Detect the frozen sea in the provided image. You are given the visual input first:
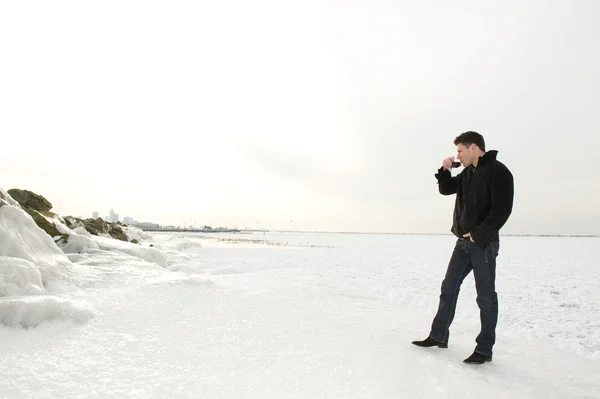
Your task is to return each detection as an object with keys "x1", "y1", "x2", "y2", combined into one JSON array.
[{"x1": 1, "y1": 229, "x2": 600, "y2": 398}]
